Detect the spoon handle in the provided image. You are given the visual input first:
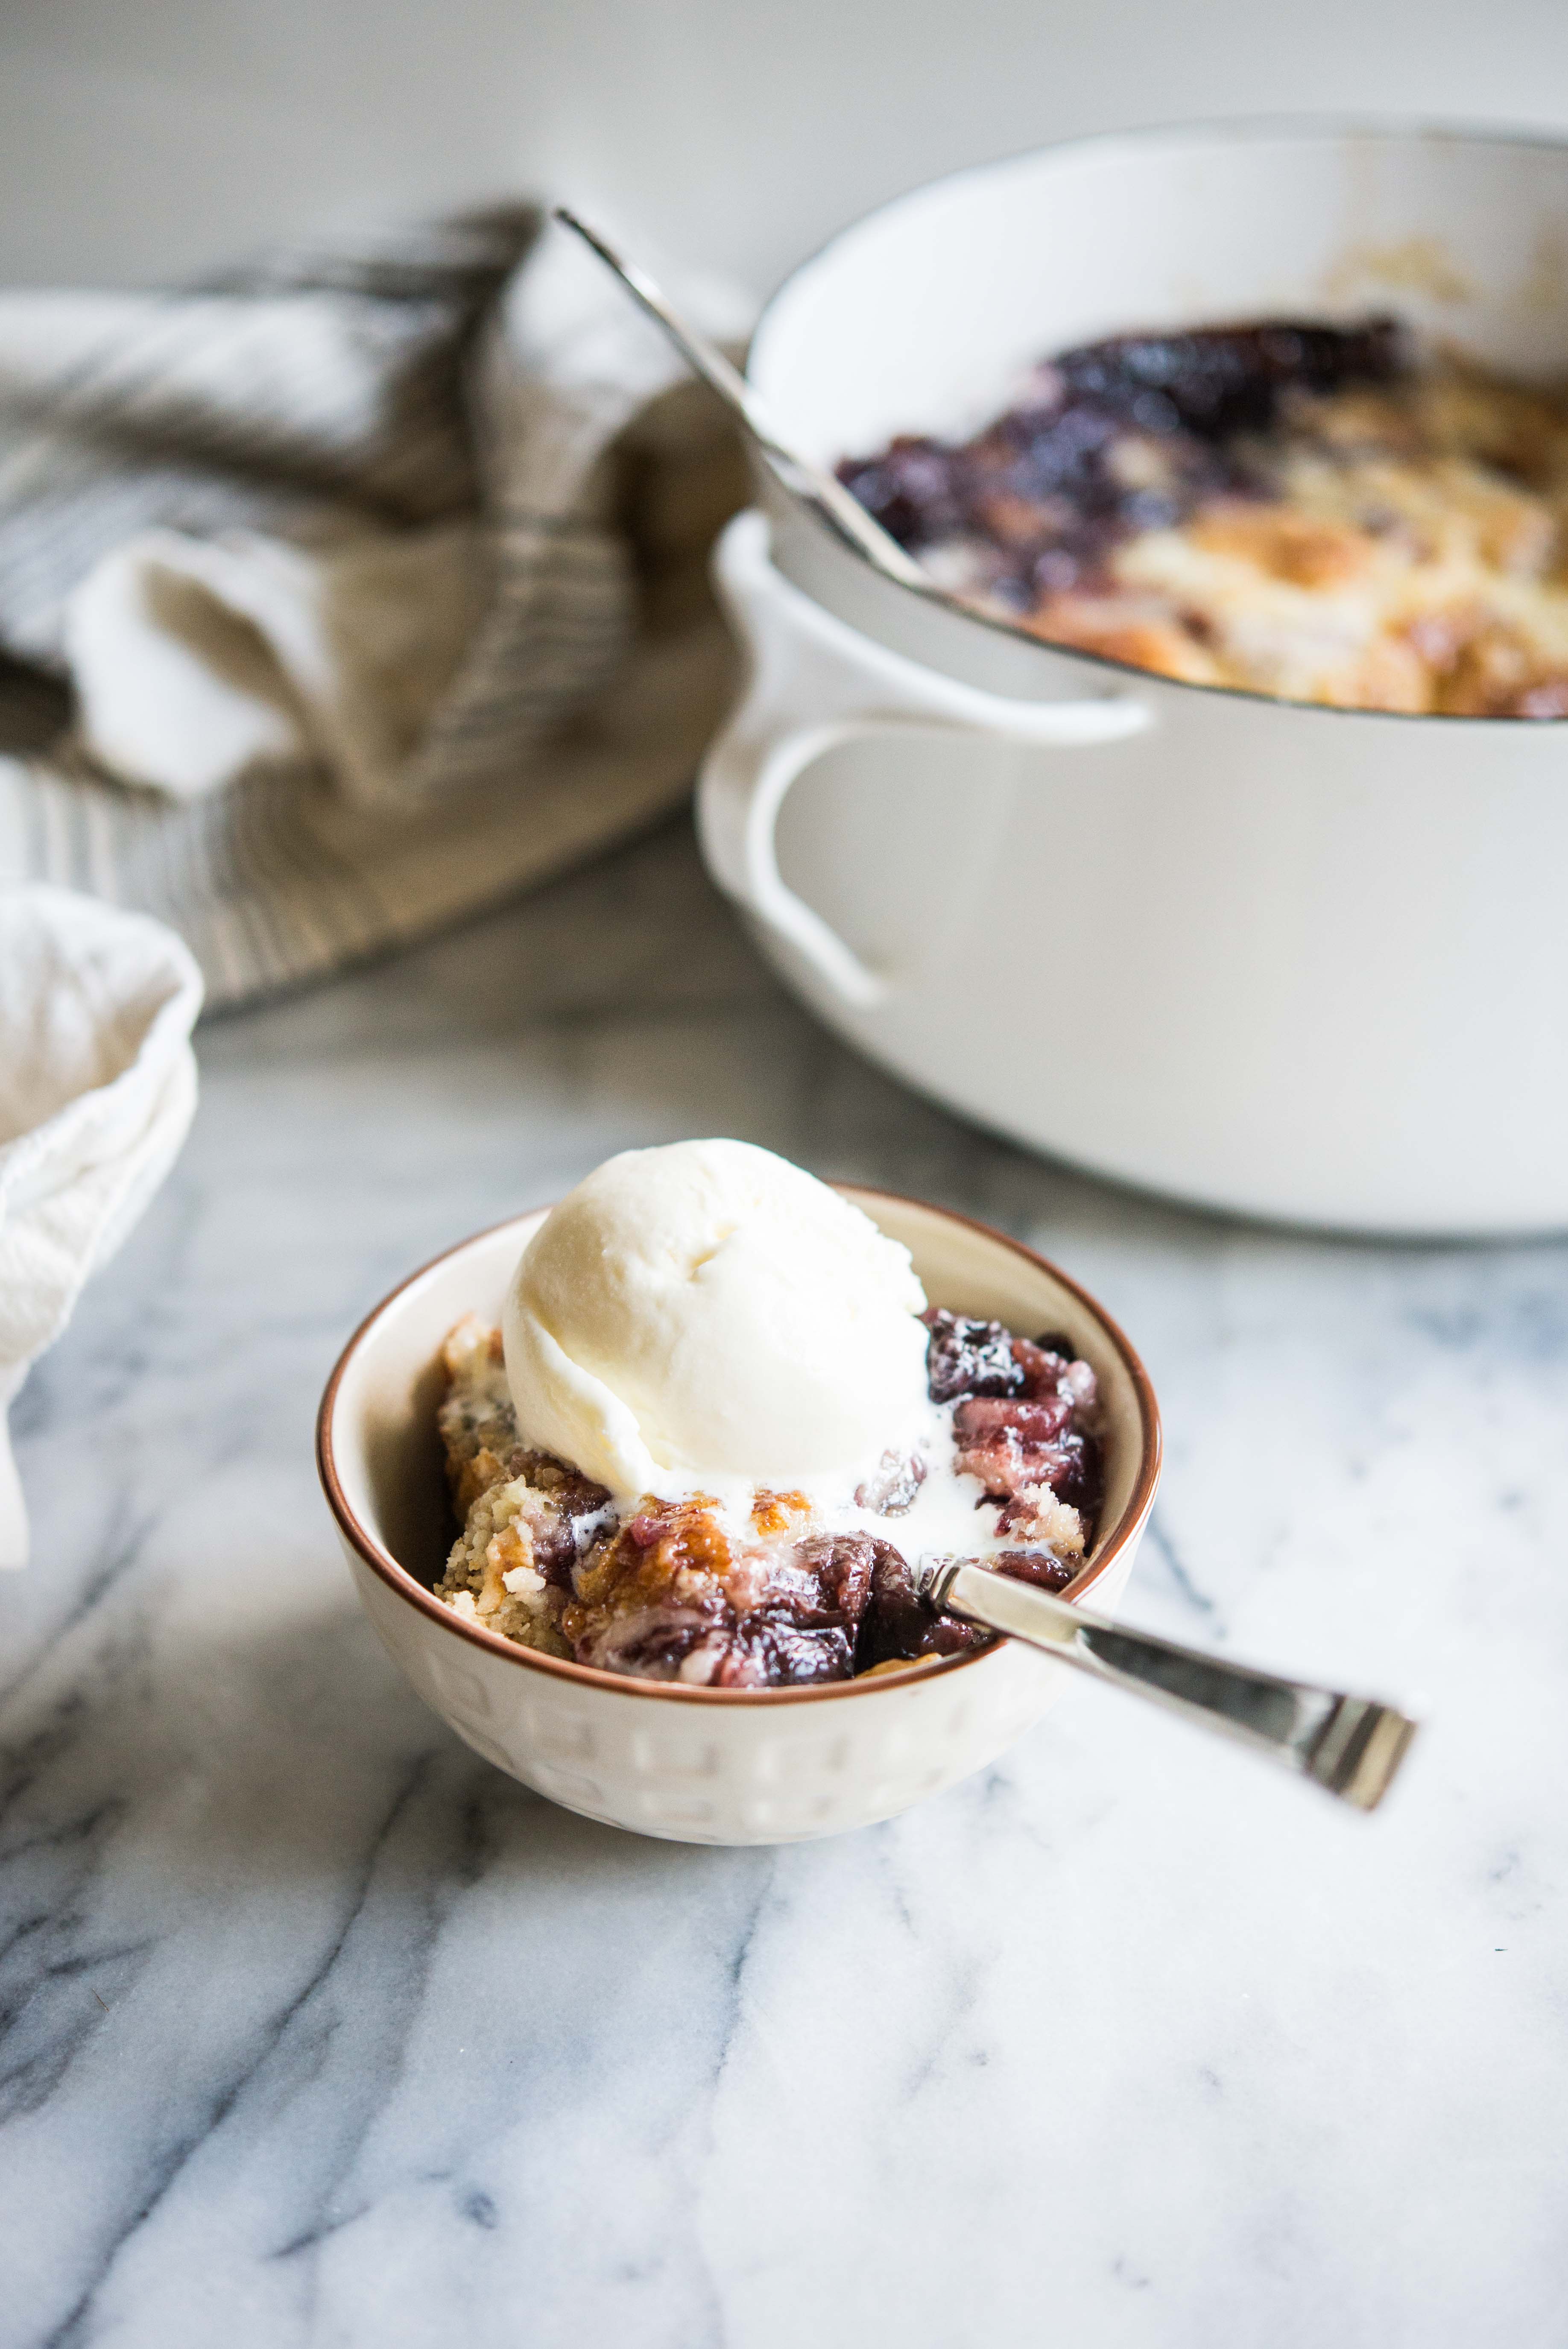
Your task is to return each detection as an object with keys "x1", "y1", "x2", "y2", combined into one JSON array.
[
  {"x1": 921, "y1": 1557, "x2": 1419, "y2": 1811},
  {"x1": 552, "y1": 208, "x2": 931, "y2": 588}
]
